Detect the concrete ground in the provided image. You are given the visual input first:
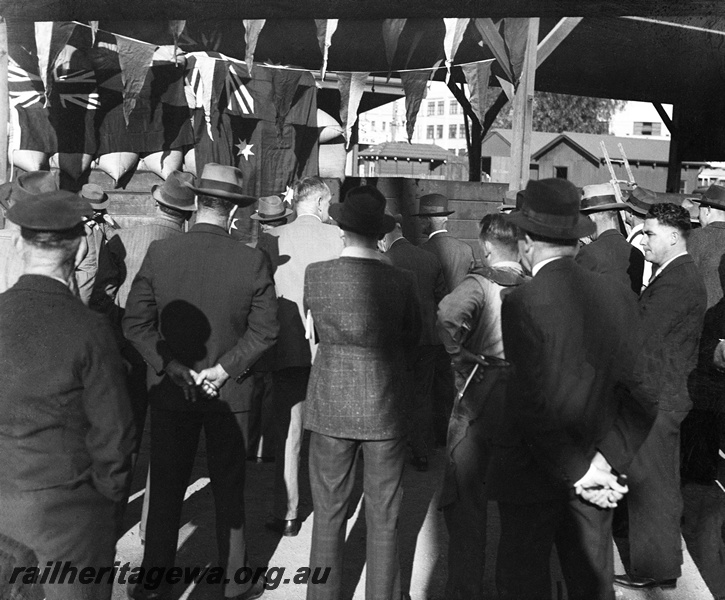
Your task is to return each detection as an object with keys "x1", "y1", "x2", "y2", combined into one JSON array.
[{"x1": 112, "y1": 434, "x2": 716, "y2": 600}]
